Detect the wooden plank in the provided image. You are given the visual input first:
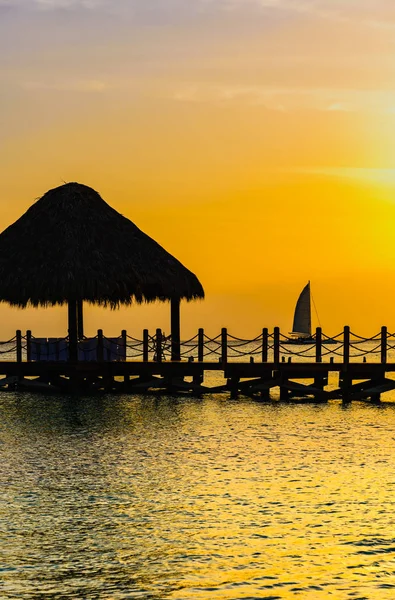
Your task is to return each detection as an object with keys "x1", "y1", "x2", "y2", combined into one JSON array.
[
  {"x1": 349, "y1": 378, "x2": 395, "y2": 400},
  {"x1": 247, "y1": 378, "x2": 282, "y2": 391},
  {"x1": 282, "y1": 381, "x2": 326, "y2": 395}
]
